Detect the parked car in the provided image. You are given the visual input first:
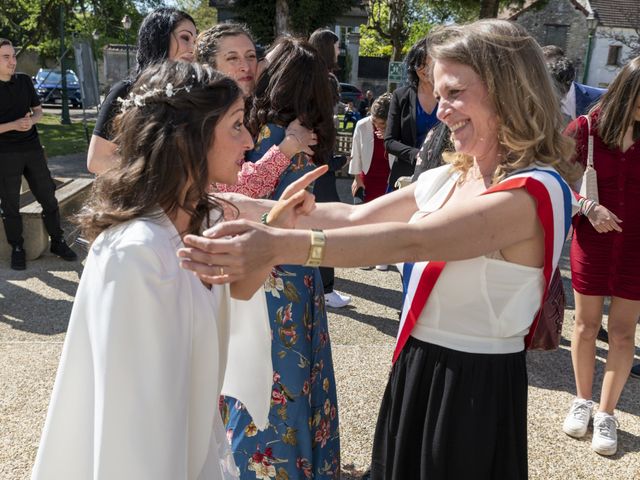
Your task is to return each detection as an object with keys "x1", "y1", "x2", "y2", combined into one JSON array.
[
  {"x1": 339, "y1": 82, "x2": 364, "y2": 105},
  {"x1": 33, "y1": 69, "x2": 83, "y2": 108}
]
